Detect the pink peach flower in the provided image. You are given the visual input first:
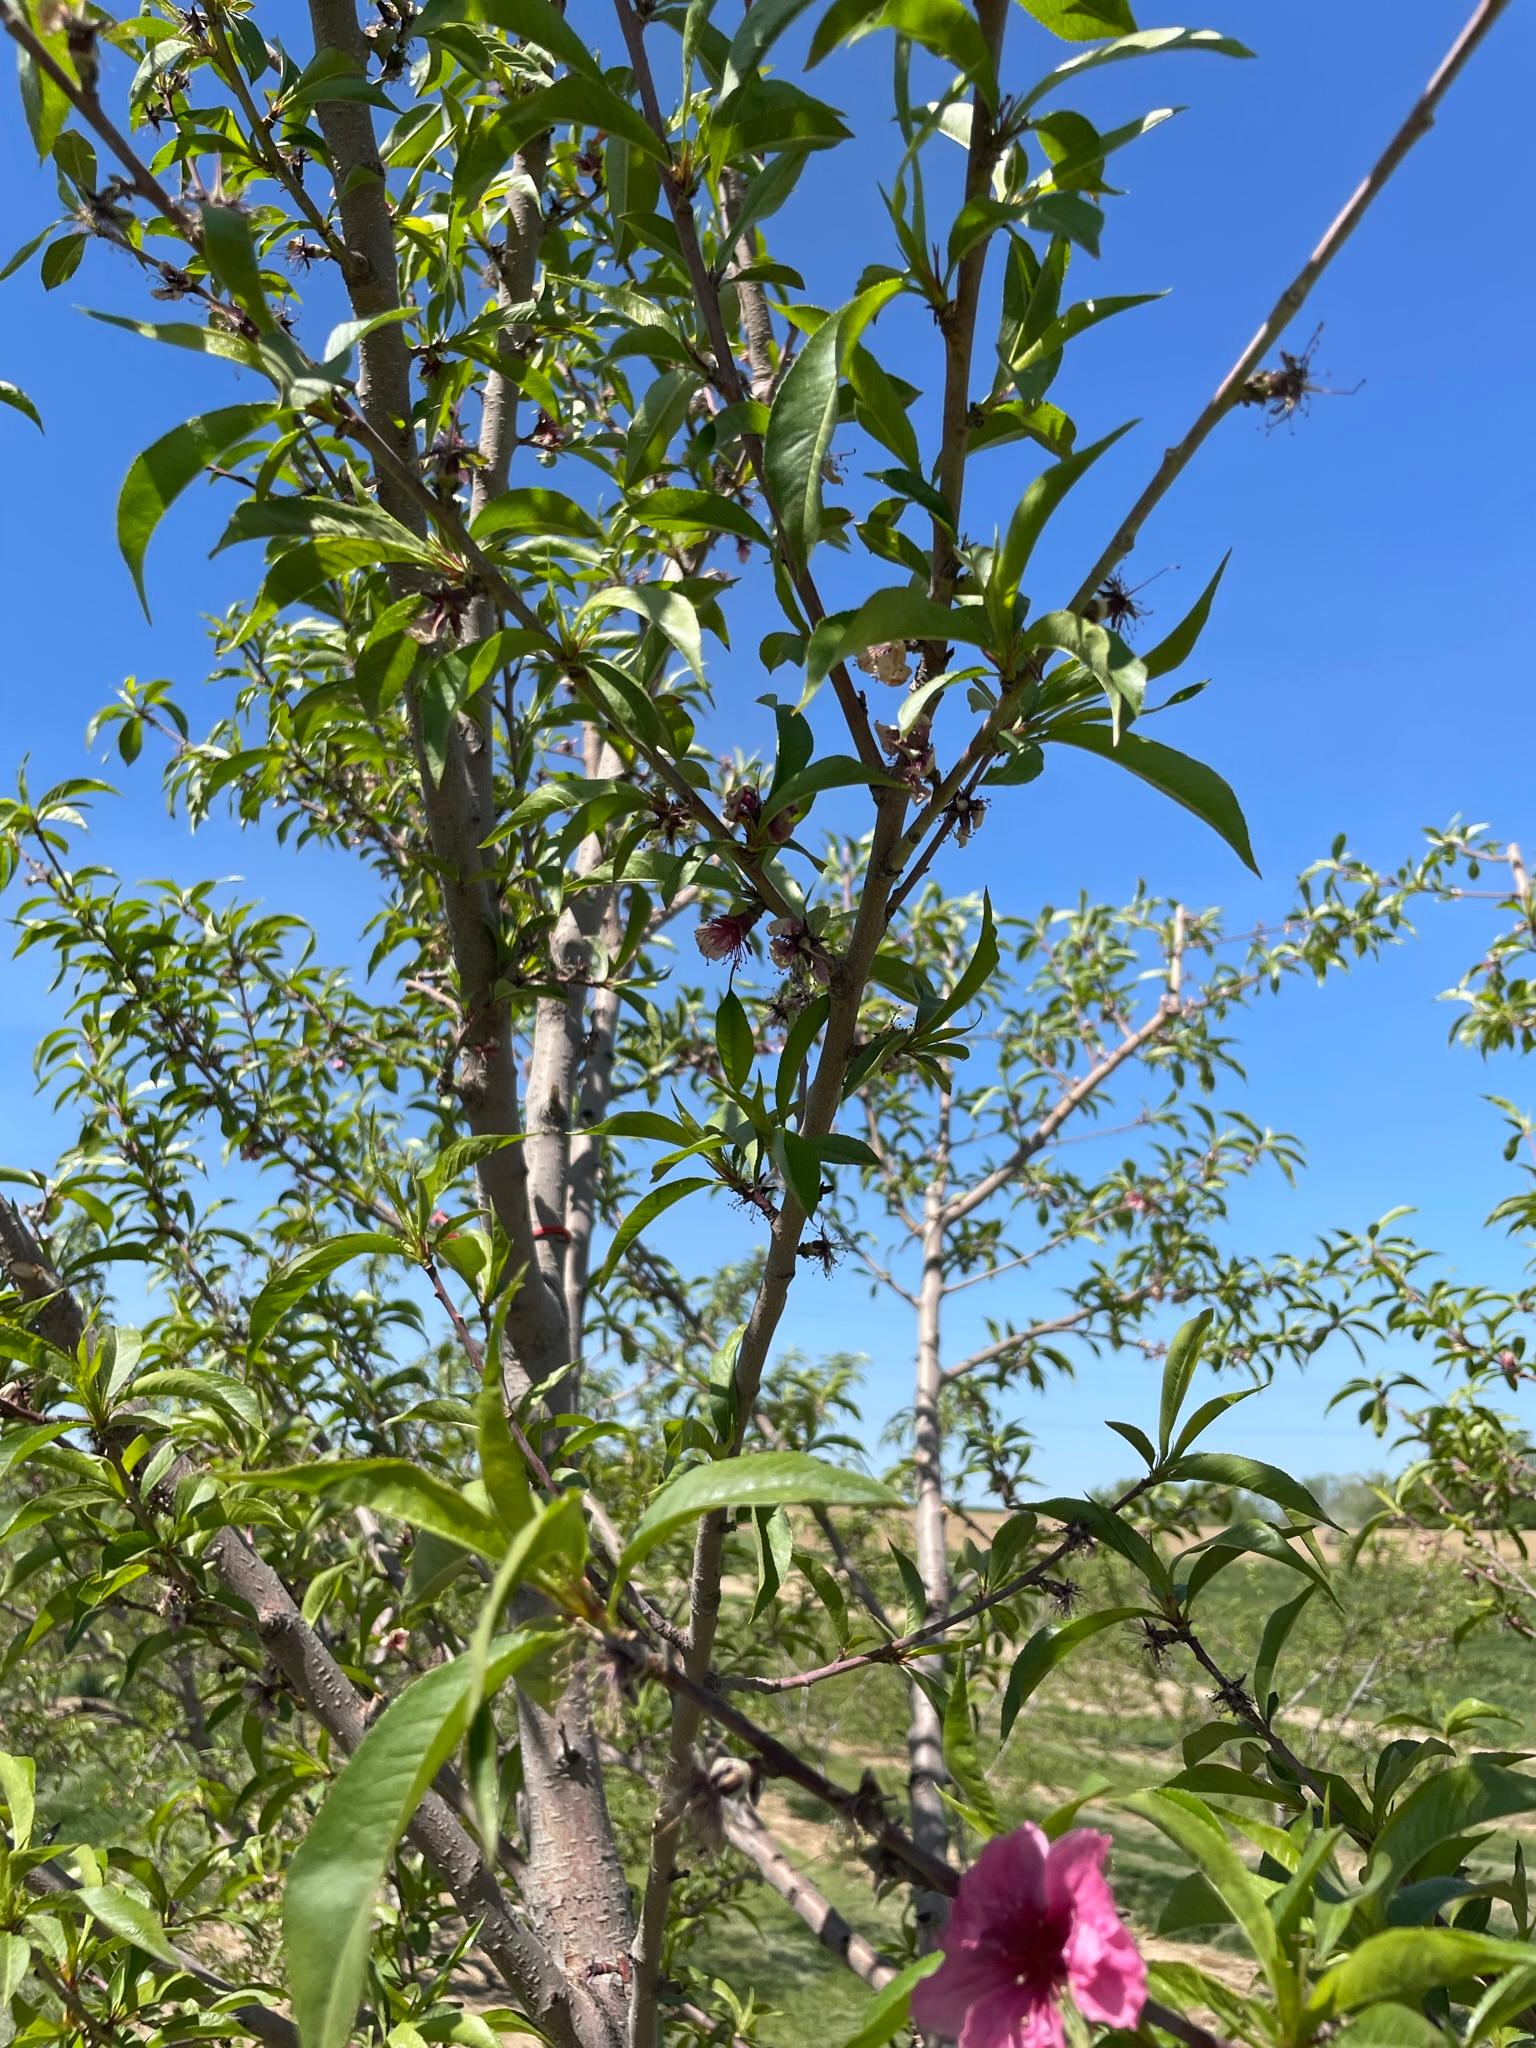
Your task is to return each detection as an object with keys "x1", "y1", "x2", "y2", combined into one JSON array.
[
  {"x1": 911, "y1": 1824, "x2": 1146, "y2": 2048},
  {"x1": 694, "y1": 907, "x2": 761, "y2": 967}
]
